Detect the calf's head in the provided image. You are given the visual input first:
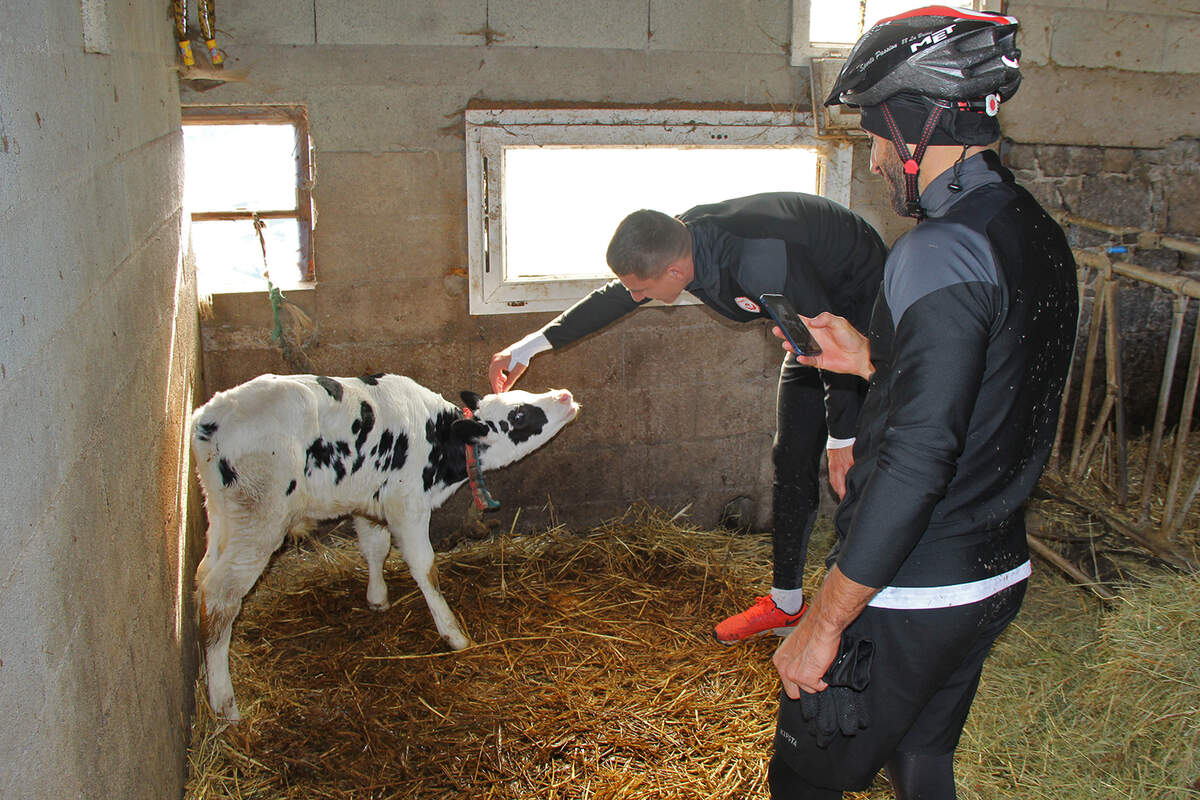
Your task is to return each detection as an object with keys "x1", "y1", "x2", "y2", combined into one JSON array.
[{"x1": 454, "y1": 388, "x2": 579, "y2": 470}]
